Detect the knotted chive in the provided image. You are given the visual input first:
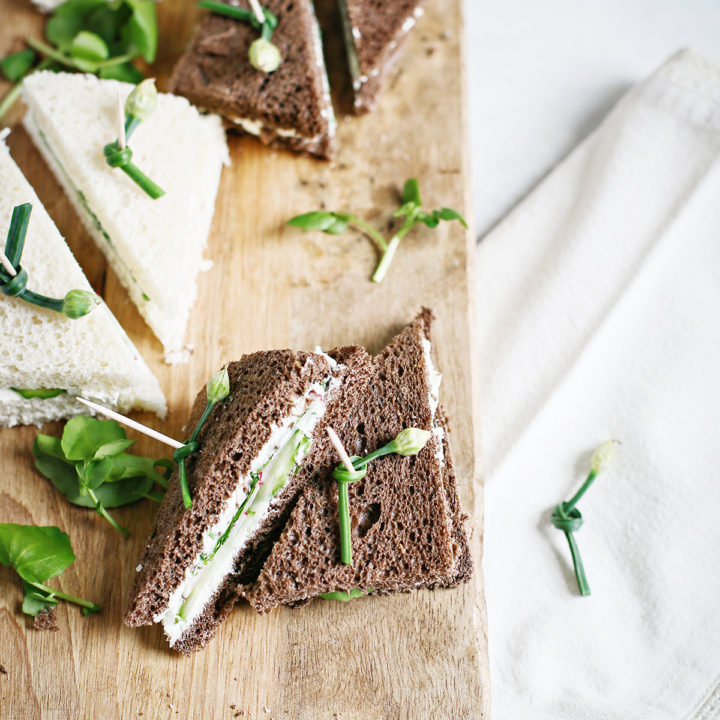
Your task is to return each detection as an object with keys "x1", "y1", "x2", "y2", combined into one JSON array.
[
  {"x1": 551, "y1": 440, "x2": 618, "y2": 596},
  {"x1": 0, "y1": 204, "x2": 100, "y2": 318},
  {"x1": 197, "y1": 0, "x2": 281, "y2": 72},
  {"x1": 328, "y1": 427, "x2": 431, "y2": 565},
  {"x1": 172, "y1": 367, "x2": 231, "y2": 509},
  {"x1": 103, "y1": 79, "x2": 165, "y2": 199}
]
